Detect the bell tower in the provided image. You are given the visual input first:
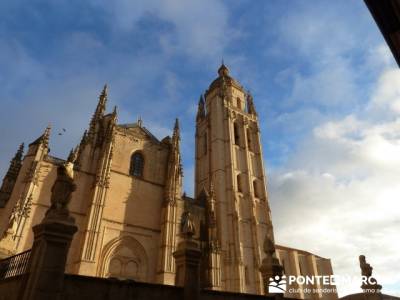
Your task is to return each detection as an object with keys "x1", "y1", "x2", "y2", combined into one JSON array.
[{"x1": 195, "y1": 64, "x2": 278, "y2": 294}]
